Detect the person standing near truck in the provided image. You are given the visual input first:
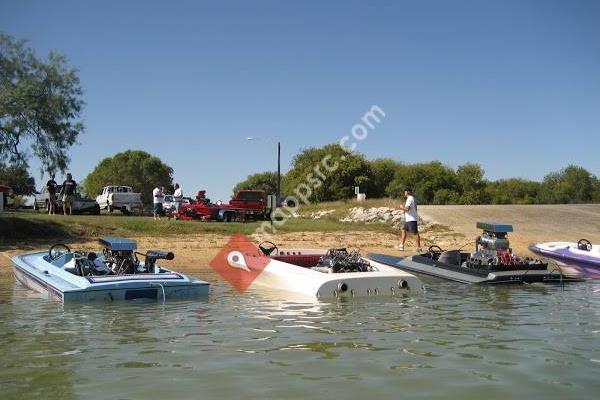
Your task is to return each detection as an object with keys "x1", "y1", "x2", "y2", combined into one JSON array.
[
  {"x1": 59, "y1": 173, "x2": 77, "y2": 215},
  {"x1": 152, "y1": 185, "x2": 164, "y2": 220},
  {"x1": 173, "y1": 183, "x2": 183, "y2": 213},
  {"x1": 46, "y1": 174, "x2": 58, "y2": 215}
]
